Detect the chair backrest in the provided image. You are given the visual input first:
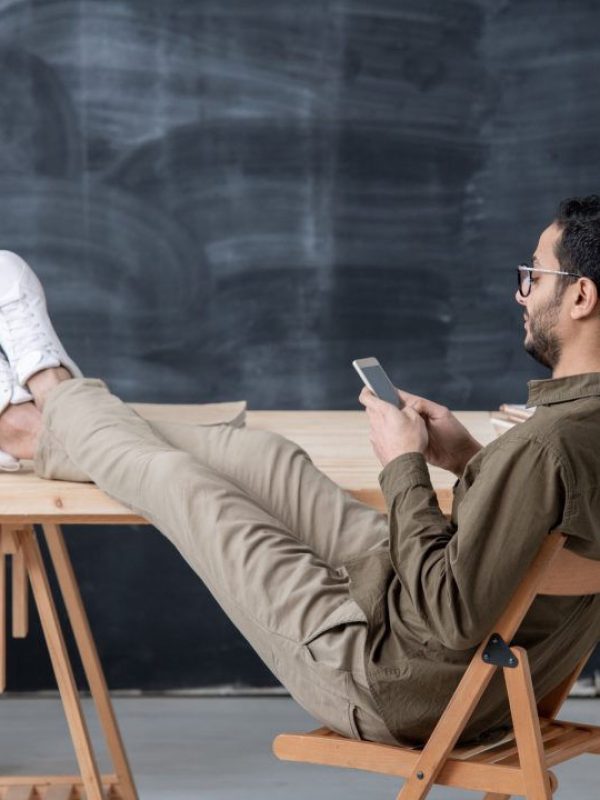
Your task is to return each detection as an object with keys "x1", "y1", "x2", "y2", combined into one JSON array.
[
  {"x1": 538, "y1": 538, "x2": 600, "y2": 595},
  {"x1": 490, "y1": 530, "x2": 600, "y2": 645}
]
